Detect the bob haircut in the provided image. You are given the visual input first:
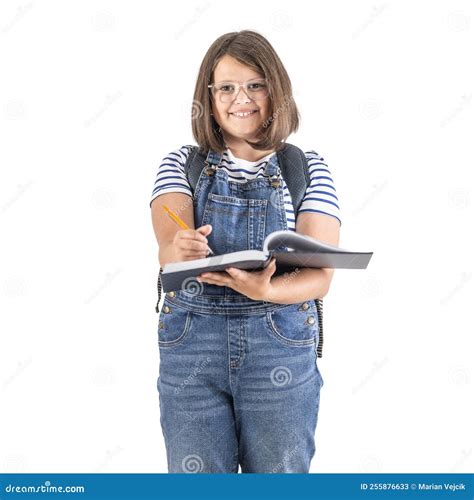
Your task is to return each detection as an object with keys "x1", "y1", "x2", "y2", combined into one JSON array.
[{"x1": 191, "y1": 30, "x2": 300, "y2": 153}]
